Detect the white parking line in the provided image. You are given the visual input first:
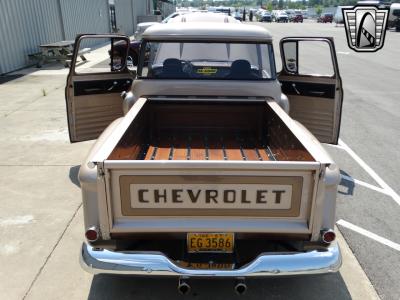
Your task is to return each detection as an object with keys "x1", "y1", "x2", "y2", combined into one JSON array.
[
  {"x1": 340, "y1": 174, "x2": 392, "y2": 196},
  {"x1": 324, "y1": 143, "x2": 345, "y2": 150},
  {"x1": 337, "y1": 219, "x2": 400, "y2": 252},
  {"x1": 339, "y1": 139, "x2": 400, "y2": 206}
]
